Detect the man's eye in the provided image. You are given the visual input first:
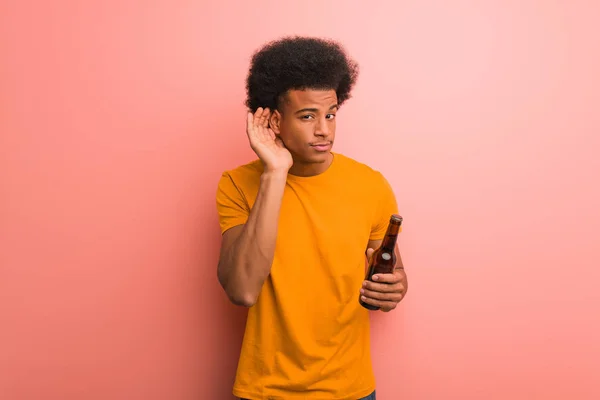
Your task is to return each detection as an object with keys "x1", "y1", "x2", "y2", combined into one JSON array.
[
  {"x1": 301, "y1": 115, "x2": 314, "y2": 120},
  {"x1": 326, "y1": 114, "x2": 336, "y2": 119}
]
